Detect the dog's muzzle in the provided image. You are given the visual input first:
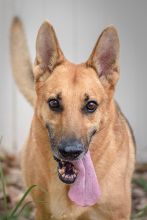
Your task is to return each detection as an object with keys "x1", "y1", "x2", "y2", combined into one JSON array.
[
  {"x1": 54, "y1": 138, "x2": 85, "y2": 184},
  {"x1": 58, "y1": 138, "x2": 85, "y2": 161}
]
